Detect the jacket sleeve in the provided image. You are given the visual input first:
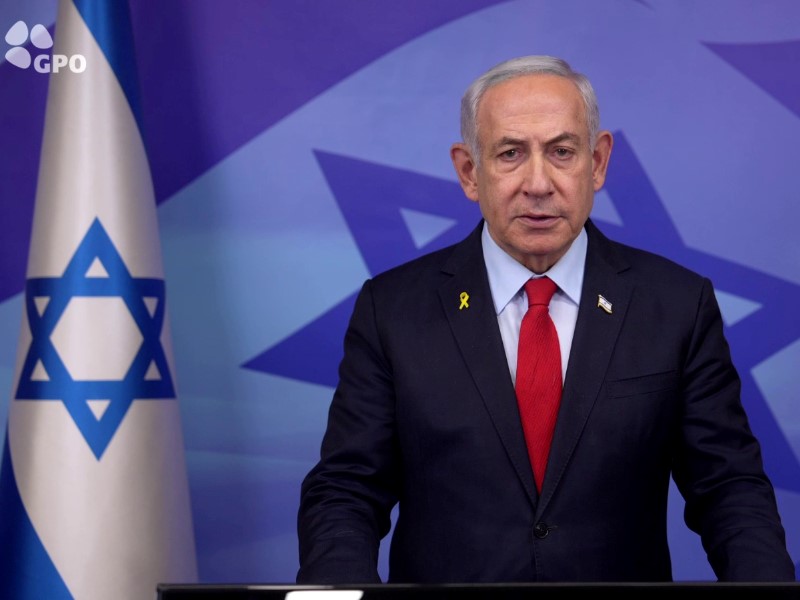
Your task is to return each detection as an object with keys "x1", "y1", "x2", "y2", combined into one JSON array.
[
  {"x1": 673, "y1": 277, "x2": 796, "y2": 581},
  {"x1": 296, "y1": 279, "x2": 399, "y2": 584}
]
